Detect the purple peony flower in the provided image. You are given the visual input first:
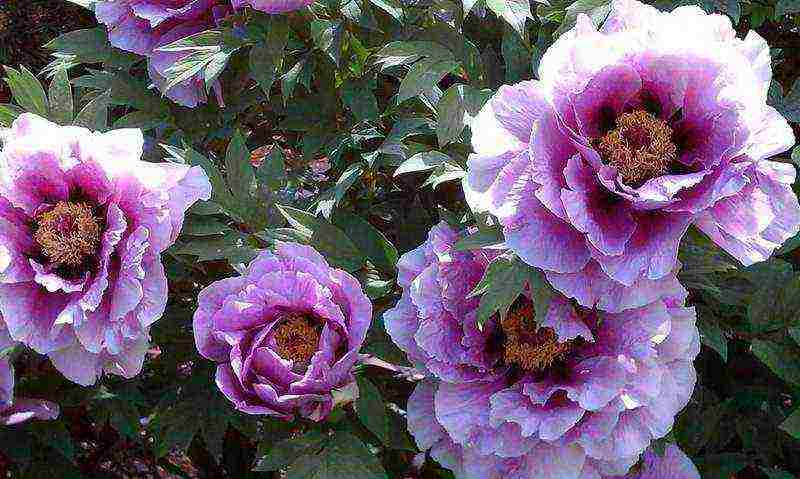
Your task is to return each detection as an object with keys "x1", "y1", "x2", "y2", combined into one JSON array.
[
  {"x1": 95, "y1": 0, "x2": 231, "y2": 107},
  {"x1": 0, "y1": 114, "x2": 211, "y2": 386},
  {"x1": 1, "y1": 319, "x2": 59, "y2": 426},
  {"x1": 193, "y1": 242, "x2": 372, "y2": 421},
  {"x1": 605, "y1": 444, "x2": 700, "y2": 479},
  {"x1": 232, "y1": 0, "x2": 313, "y2": 14},
  {"x1": 388, "y1": 222, "x2": 700, "y2": 478},
  {"x1": 463, "y1": 0, "x2": 799, "y2": 312}
]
